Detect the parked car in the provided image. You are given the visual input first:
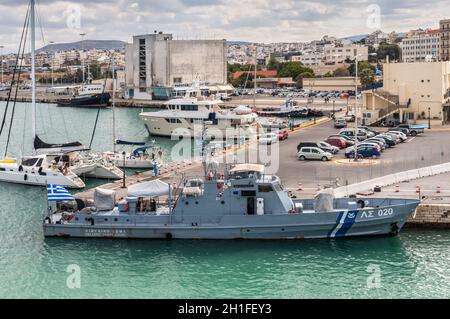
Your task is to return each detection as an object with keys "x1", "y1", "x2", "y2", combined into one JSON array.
[
  {"x1": 364, "y1": 139, "x2": 386, "y2": 151},
  {"x1": 376, "y1": 134, "x2": 396, "y2": 147},
  {"x1": 396, "y1": 124, "x2": 426, "y2": 136},
  {"x1": 277, "y1": 130, "x2": 289, "y2": 141},
  {"x1": 339, "y1": 128, "x2": 368, "y2": 141},
  {"x1": 298, "y1": 147, "x2": 333, "y2": 161},
  {"x1": 334, "y1": 118, "x2": 347, "y2": 129},
  {"x1": 345, "y1": 145, "x2": 381, "y2": 159},
  {"x1": 325, "y1": 136, "x2": 348, "y2": 149},
  {"x1": 328, "y1": 134, "x2": 355, "y2": 146},
  {"x1": 358, "y1": 142, "x2": 382, "y2": 152},
  {"x1": 297, "y1": 142, "x2": 321, "y2": 152},
  {"x1": 365, "y1": 137, "x2": 388, "y2": 149},
  {"x1": 259, "y1": 133, "x2": 278, "y2": 145},
  {"x1": 390, "y1": 127, "x2": 410, "y2": 136},
  {"x1": 317, "y1": 141, "x2": 339, "y2": 154},
  {"x1": 387, "y1": 130, "x2": 408, "y2": 142},
  {"x1": 382, "y1": 132, "x2": 401, "y2": 144}
]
